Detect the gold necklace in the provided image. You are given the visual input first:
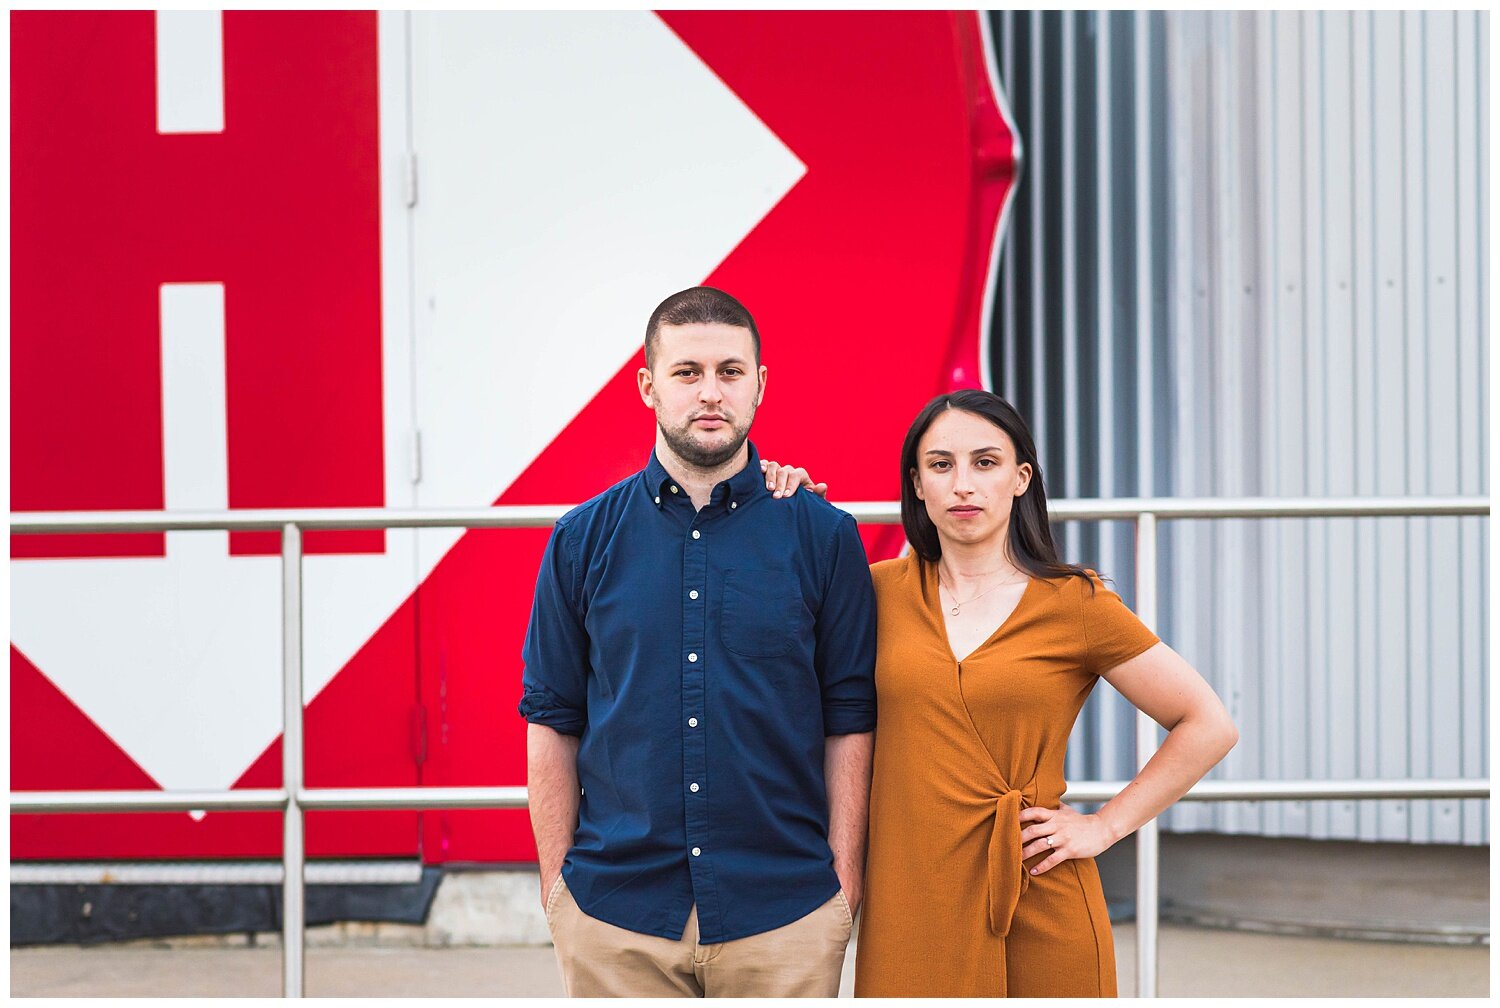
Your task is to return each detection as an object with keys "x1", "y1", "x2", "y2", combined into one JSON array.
[{"x1": 939, "y1": 572, "x2": 1028, "y2": 616}]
